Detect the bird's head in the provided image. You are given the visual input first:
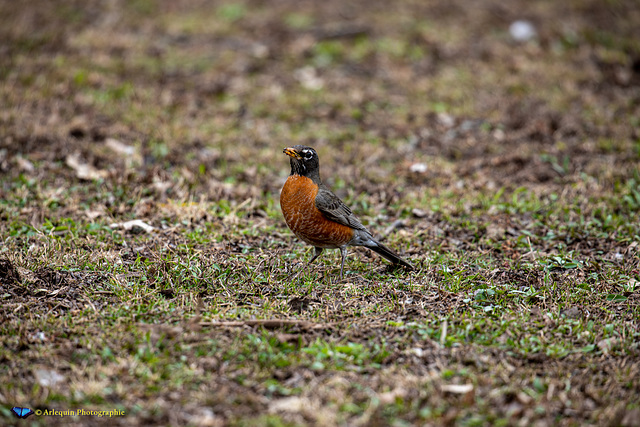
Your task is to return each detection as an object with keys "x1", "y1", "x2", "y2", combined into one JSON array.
[{"x1": 283, "y1": 145, "x2": 320, "y2": 177}]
